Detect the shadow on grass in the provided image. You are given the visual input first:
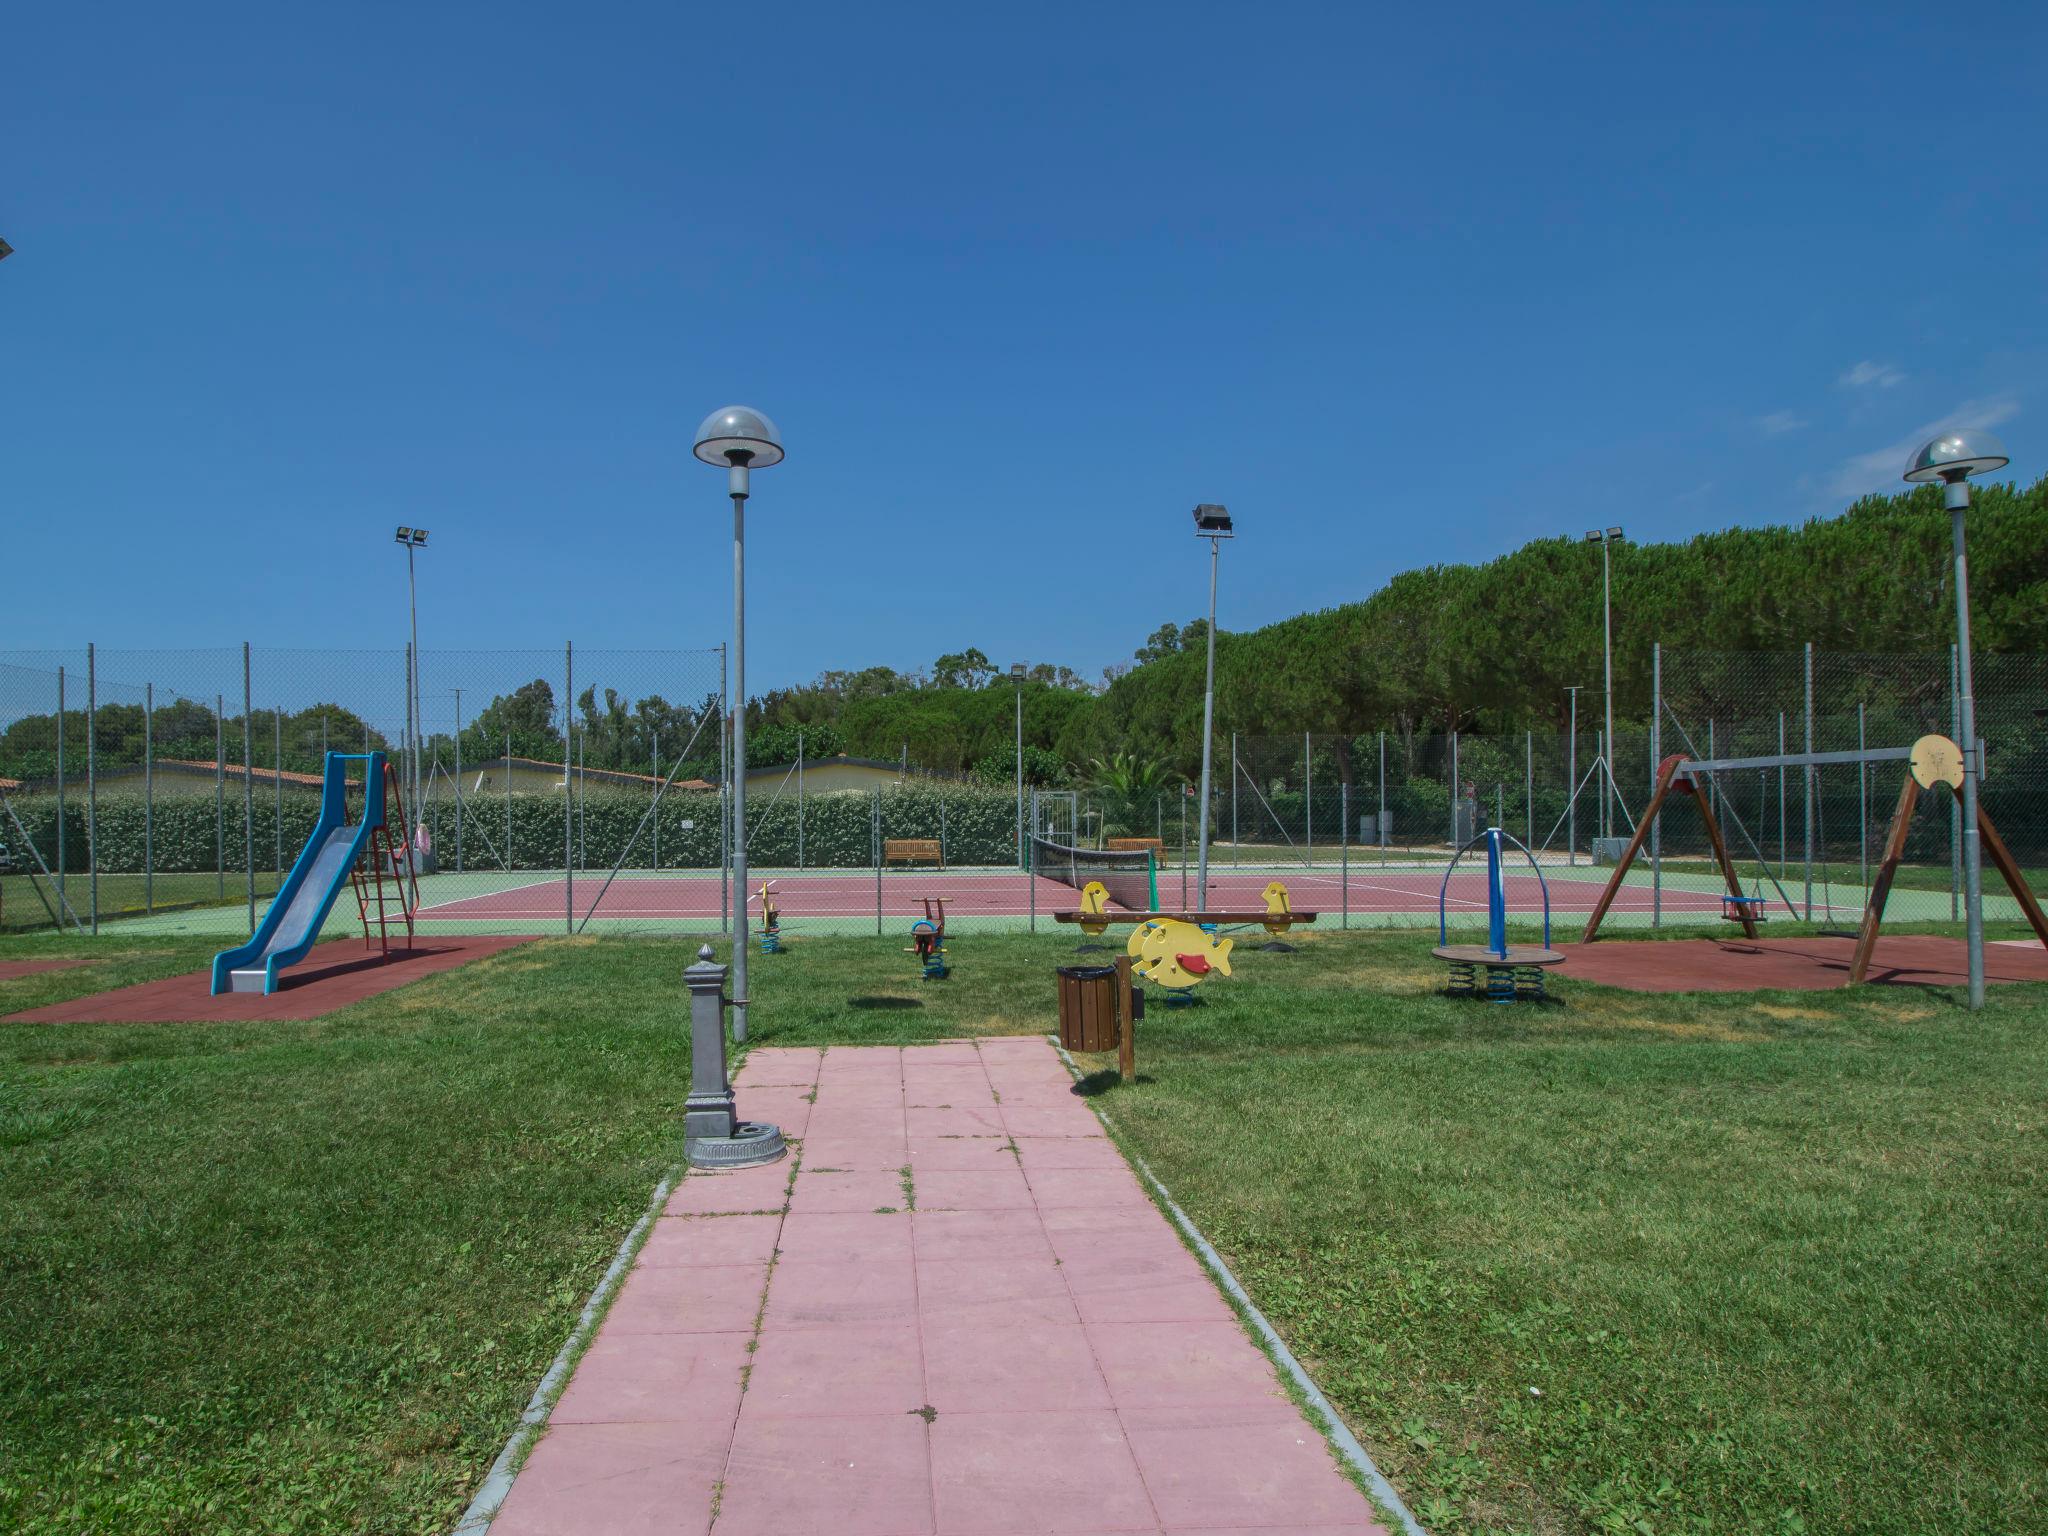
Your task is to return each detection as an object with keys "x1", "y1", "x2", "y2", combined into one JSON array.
[
  {"x1": 1071, "y1": 1068, "x2": 1157, "y2": 1095},
  {"x1": 848, "y1": 995, "x2": 924, "y2": 1010}
]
